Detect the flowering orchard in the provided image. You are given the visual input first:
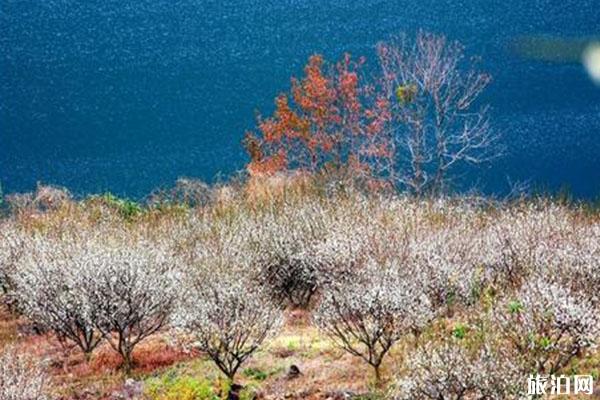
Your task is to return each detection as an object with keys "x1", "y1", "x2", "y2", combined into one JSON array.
[{"x1": 0, "y1": 184, "x2": 599, "y2": 398}]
